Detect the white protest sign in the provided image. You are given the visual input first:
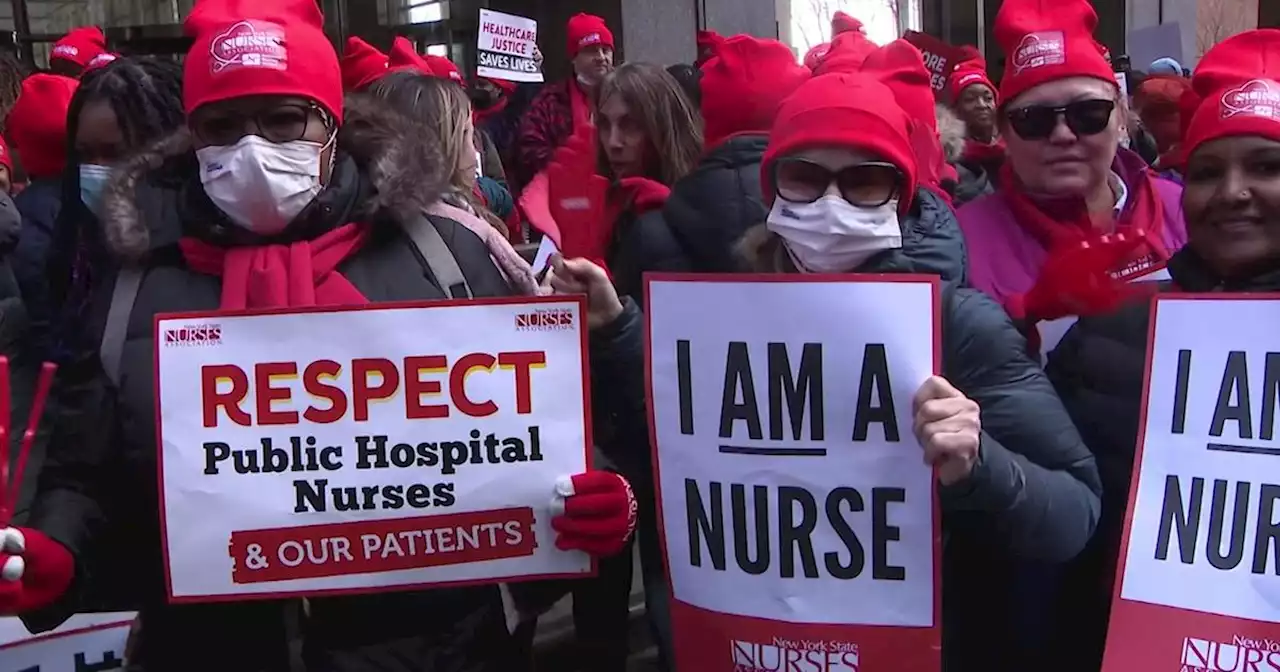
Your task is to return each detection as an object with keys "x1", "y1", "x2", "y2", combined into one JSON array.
[
  {"x1": 646, "y1": 275, "x2": 941, "y2": 672},
  {"x1": 155, "y1": 298, "x2": 592, "y2": 601},
  {"x1": 1103, "y1": 296, "x2": 1280, "y2": 670},
  {"x1": 0, "y1": 612, "x2": 134, "y2": 671},
  {"x1": 477, "y1": 9, "x2": 543, "y2": 83}
]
